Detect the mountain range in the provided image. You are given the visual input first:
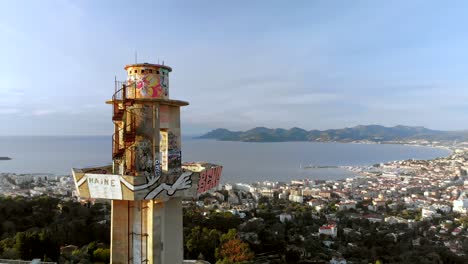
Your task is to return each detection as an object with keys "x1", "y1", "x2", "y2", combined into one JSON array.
[{"x1": 197, "y1": 125, "x2": 468, "y2": 143}]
